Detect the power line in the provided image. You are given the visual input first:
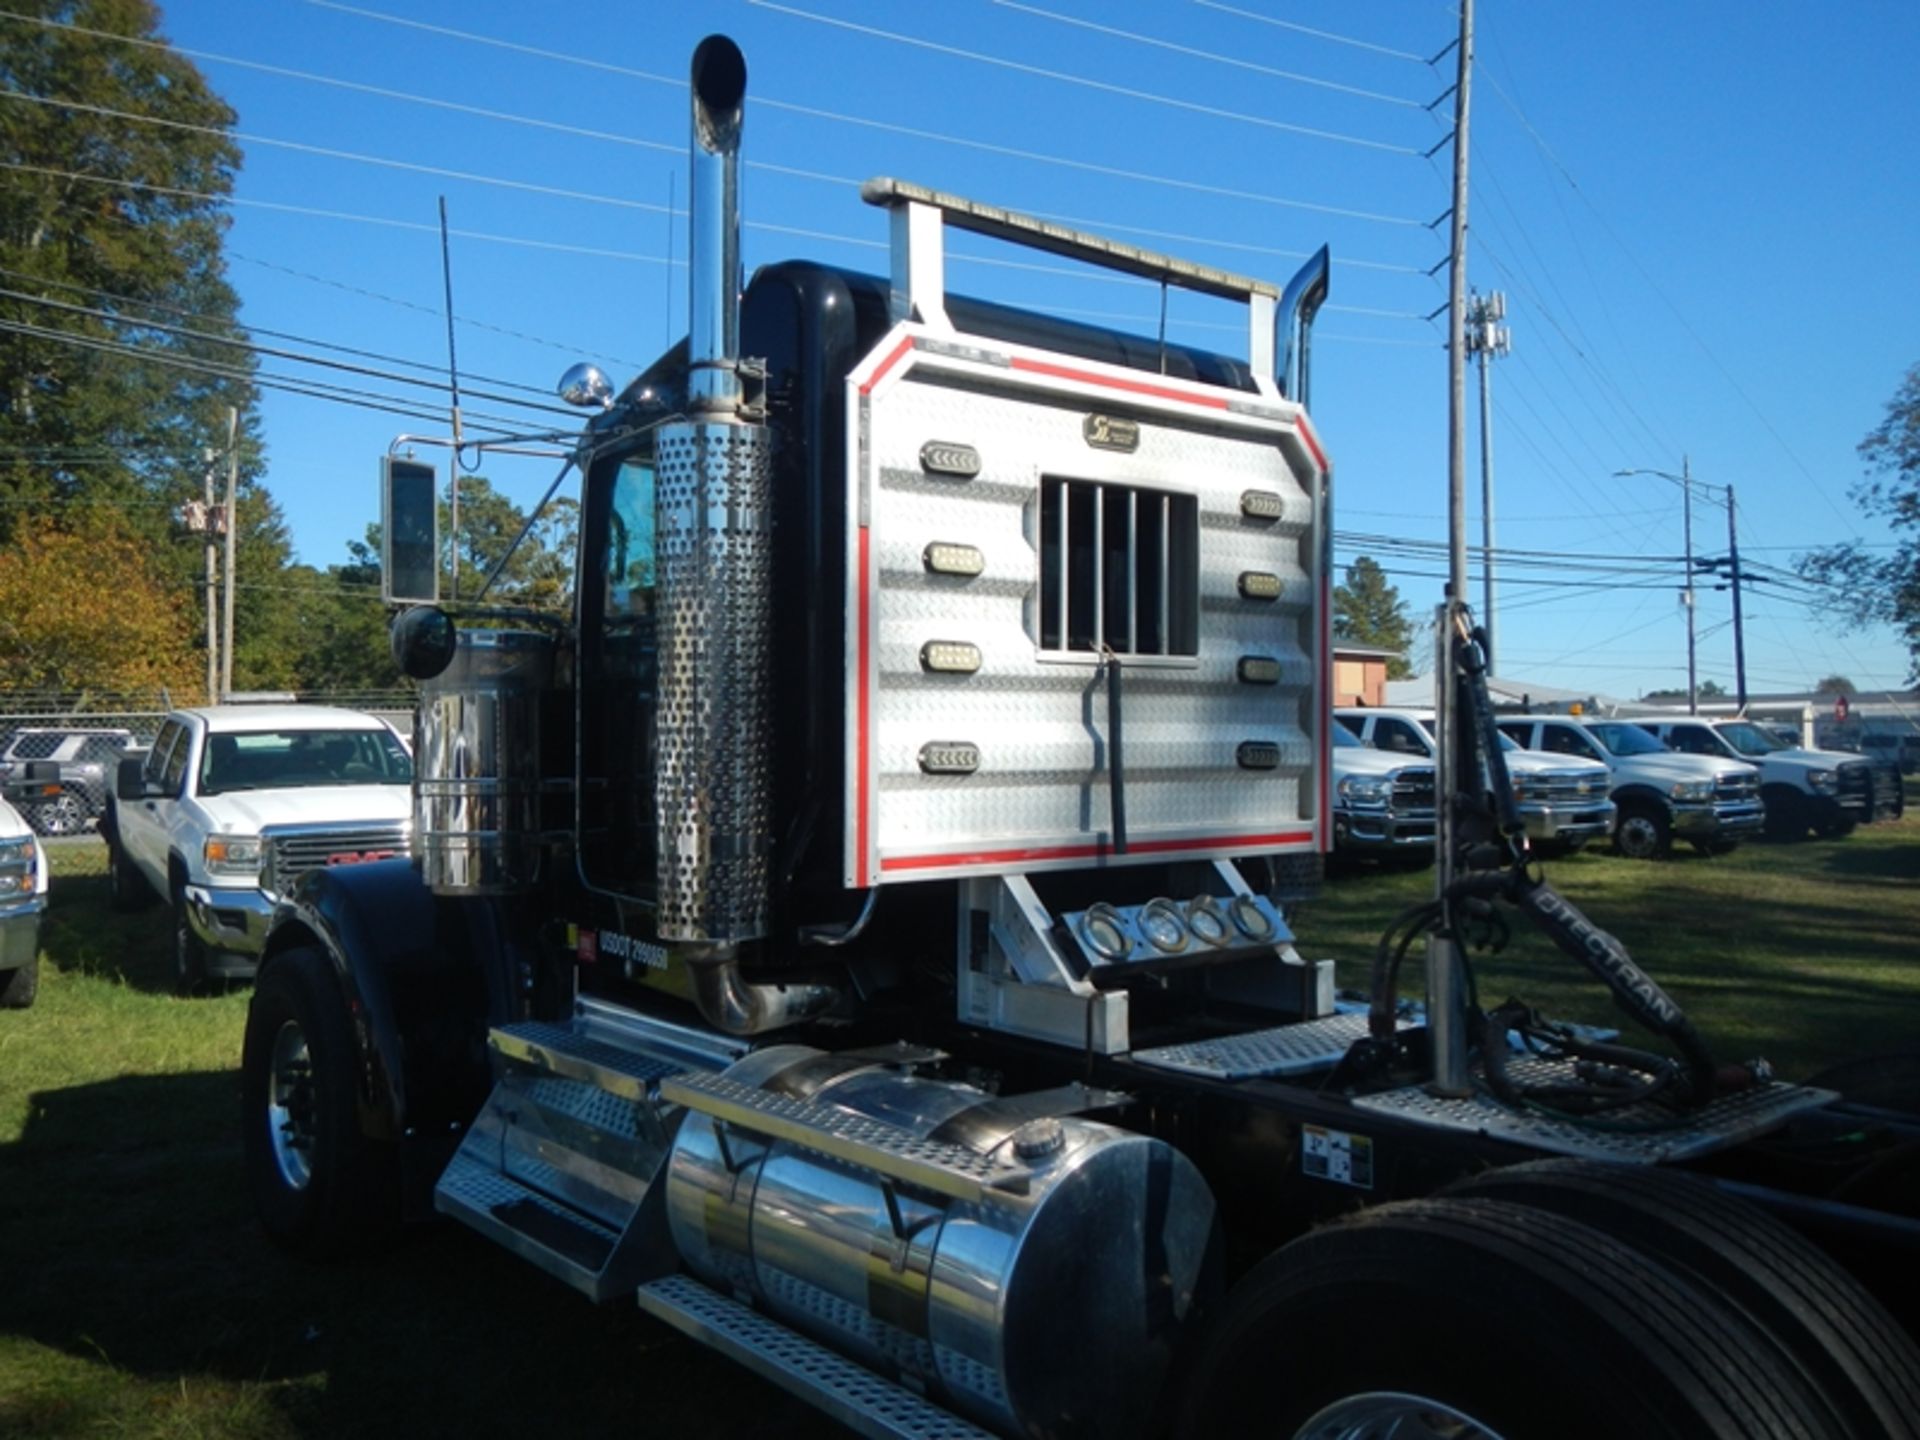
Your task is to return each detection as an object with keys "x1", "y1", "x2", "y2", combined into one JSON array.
[
  {"x1": 990, "y1": 1, "x2": 1426, "y2": 108},
  {"x1": 744, "y1": 0, "x2": 1424, "y2": 155},
  {"x1": 285, "y1": 0, "x2": 1430, "y2": 232},
  {"x1": 1189, "y1": 0, "x2": 1432, "y2": 65}
]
